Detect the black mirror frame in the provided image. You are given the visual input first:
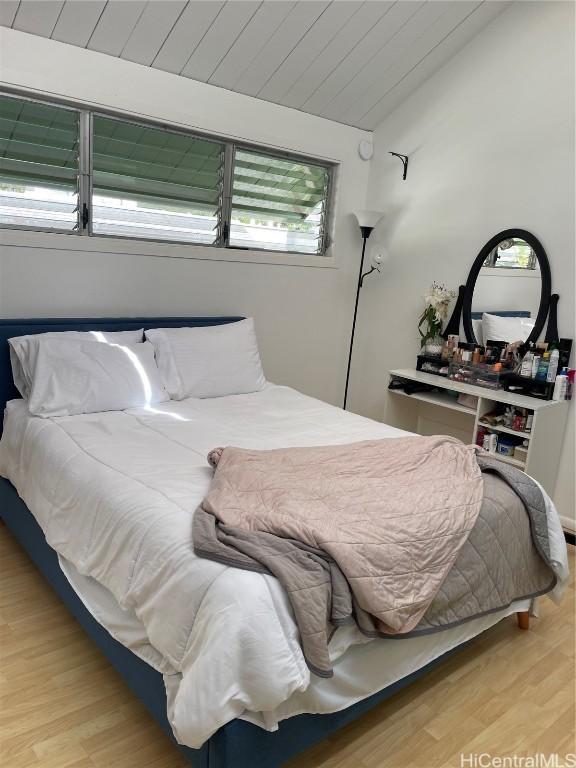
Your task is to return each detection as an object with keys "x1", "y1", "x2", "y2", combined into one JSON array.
[{"x1": 462, "y1": 229, "x2": 552, "y2": 346}]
